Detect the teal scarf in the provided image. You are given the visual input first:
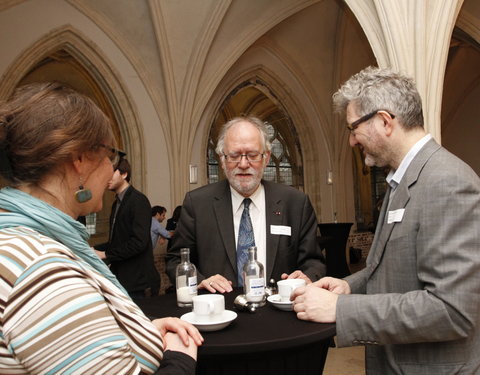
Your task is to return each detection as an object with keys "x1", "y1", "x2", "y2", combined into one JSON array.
[{"x1": 0, "y1": 186, "x2": 128, "y2": 296}]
